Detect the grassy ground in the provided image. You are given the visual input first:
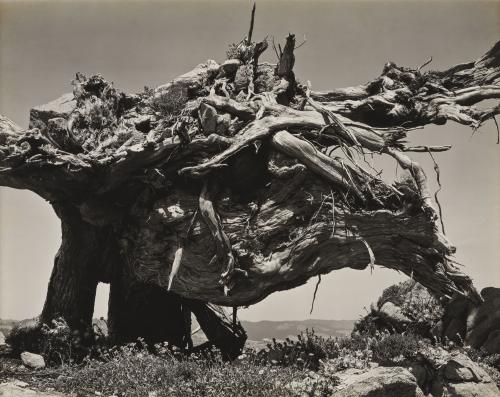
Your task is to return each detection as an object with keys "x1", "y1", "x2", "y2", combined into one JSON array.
[
  {"x1": 0, "y1": 345, "x2": 336, "y2": 397},
  {"x1": 1, "y1": 330, "x2": 499, "y2": 397}
]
